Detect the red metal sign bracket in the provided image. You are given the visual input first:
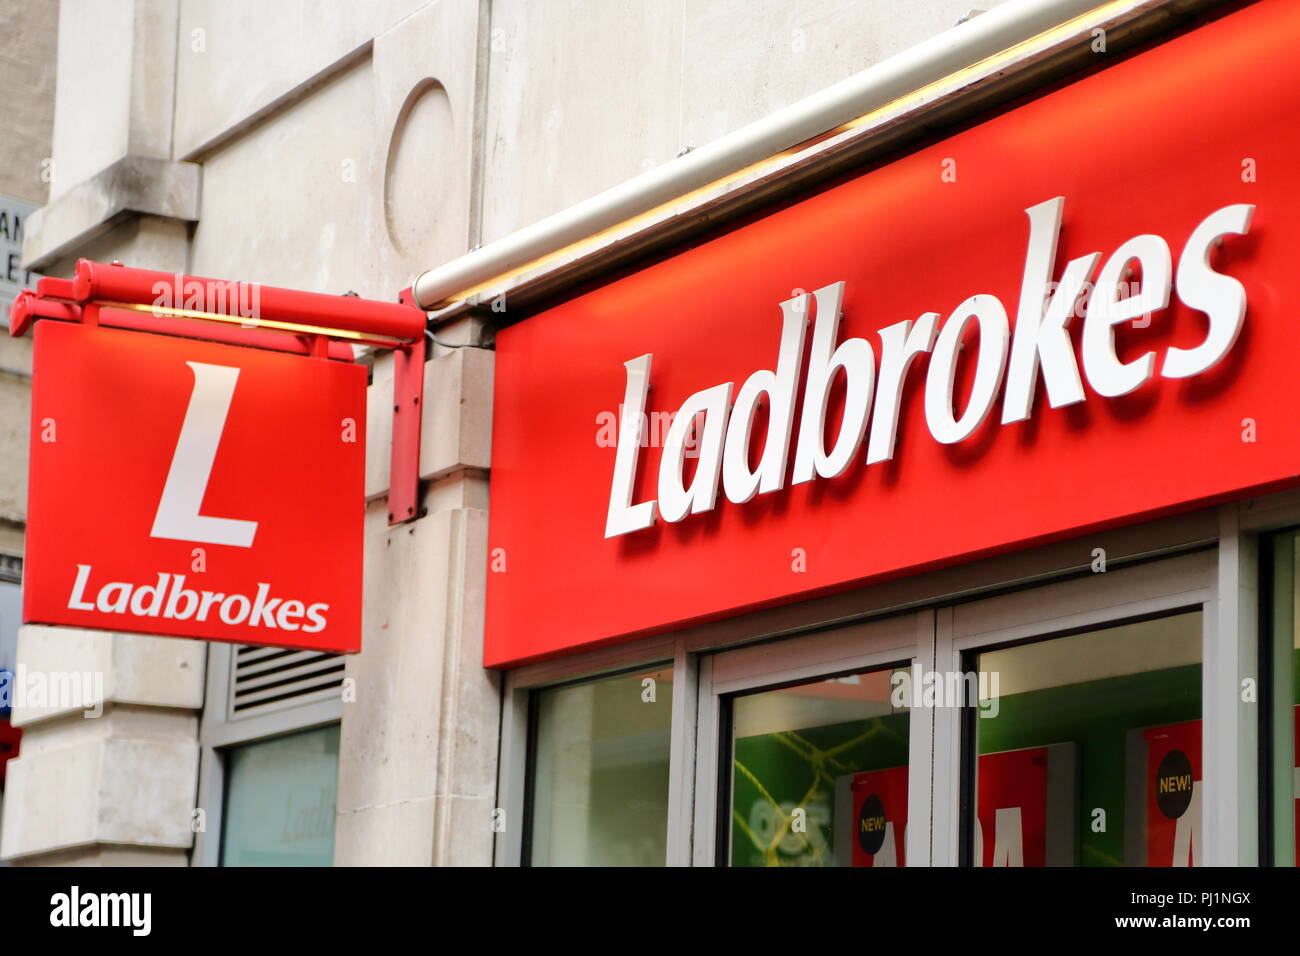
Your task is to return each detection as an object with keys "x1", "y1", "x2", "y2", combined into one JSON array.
[
  {"x1": 391, "y1": 287, "x2": 426, "y2": 525},
  {"x1": 9, "y1": 259, "x2": 429, "y2": 527}
]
